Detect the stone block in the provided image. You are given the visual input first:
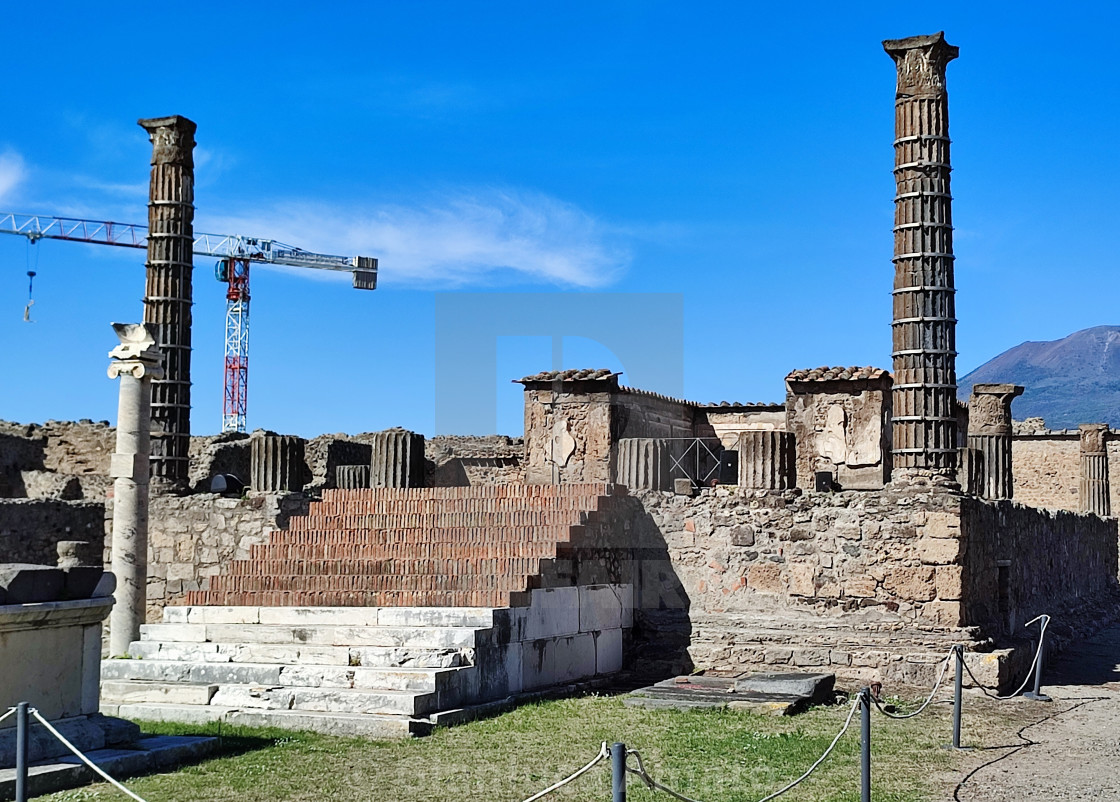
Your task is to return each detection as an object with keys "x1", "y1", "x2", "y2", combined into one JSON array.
[
  {"x1": 787, "y1": 563, "x2": 816, "y2": 597},
  {"x1": 883, "y1": 566, "x2": 935, "y2": 602},
  {"x1": 523, "y1": 587, "x2": 580, "y2": 640},
  {"x1": 917, "y1": 537, "x2": 962, "y2": 565},
  {"x1": 594, "y1": 628, "x2": 624, "y2": 675},
  {"x1": 0, "y1": 564, "x2": 65, "y2": 603},
  {"x1": 673, "y1": 478, "x2": 694, "y2": 496},
  {"x1": 747, "y1": 563, "x2": 783, "y2": 594},
  {"x1": 62, "y1": 567, "x2": 105, "y2": 600},
  {"x1": 579, "y1": 585, "x2": 624, "y2": 632},
  {"x1": 734, "y1": 671, "x2": 834, "y2": 704},
  {"x1": 521, "y1": 633, "x2": 596, "y2": 690},
  {"x1": 844, "y1": 577, "x2": 877, "y2": 598},
  {"x1": 923, "y1": 512, "x2": 961, "y2": 539},
  {"x1": 919, "y1": 600, "x2": 962, "y2": 627},
  {"x1": 934, "y1": 565, "x2": 963, "y2": 600},
  {"x1": 790, "y1": 648, "x2": 831, "y2": 667}
]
